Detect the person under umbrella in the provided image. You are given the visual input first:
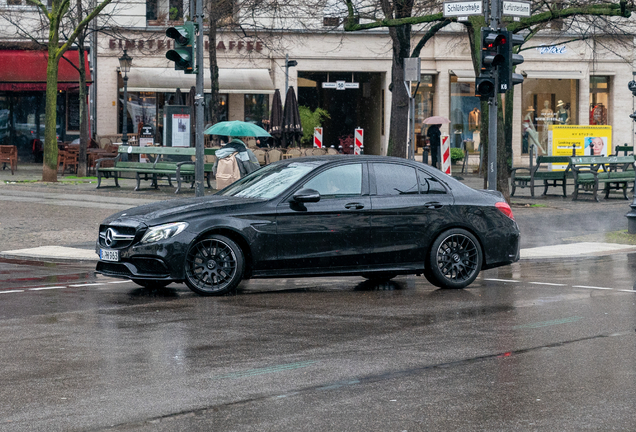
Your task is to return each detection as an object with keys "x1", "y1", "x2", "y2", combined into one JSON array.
[
  {"x1": 282, "y1": 87, "x2": 303, "y2": 148},
  {"x1": 269, "y1": 89, "x2": 284, "y2": 147},
  {"x1": 427, "y1": 124, "x2": 441, "y2": 169}
]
